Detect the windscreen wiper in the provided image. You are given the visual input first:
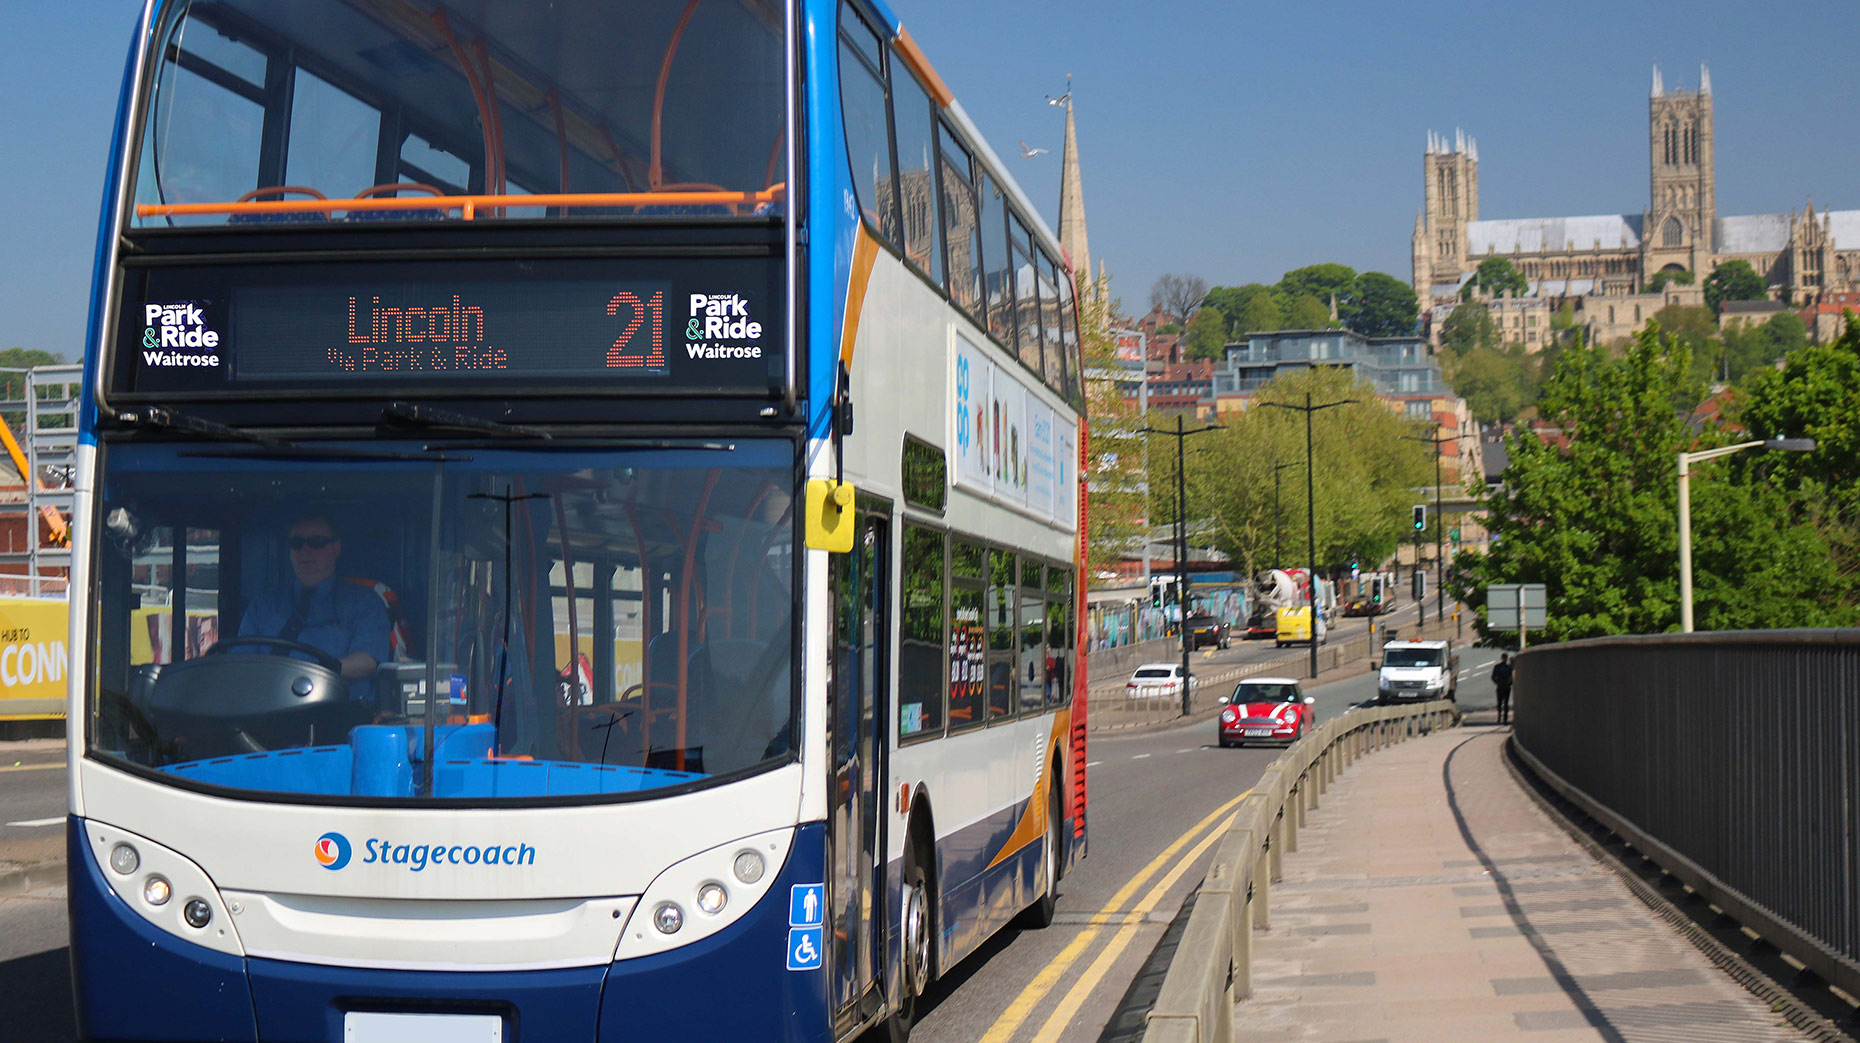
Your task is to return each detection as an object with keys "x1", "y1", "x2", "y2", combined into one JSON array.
[
  {"x1": 379, "y1": 401, "x2": 551, "y2": 440},
  {"x1": 114, "y1": 406, "x2": 284, "y2": 447}
]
